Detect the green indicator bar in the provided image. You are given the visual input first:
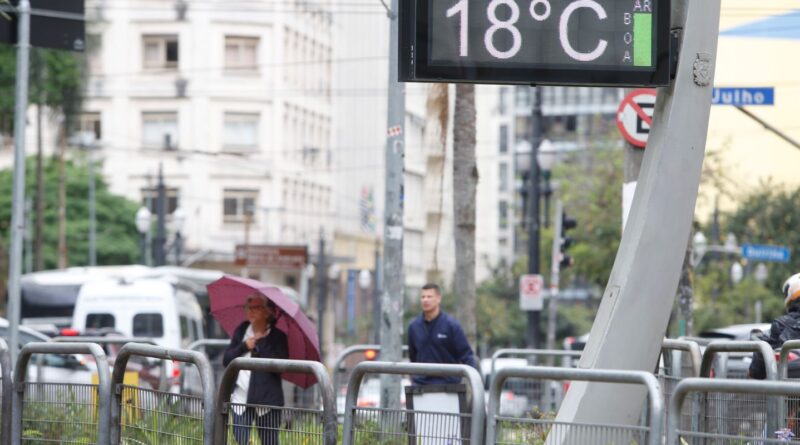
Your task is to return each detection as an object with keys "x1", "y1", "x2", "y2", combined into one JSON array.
[{"x1": 633, "y1": 13, "x2": 652, "y2": 67}]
